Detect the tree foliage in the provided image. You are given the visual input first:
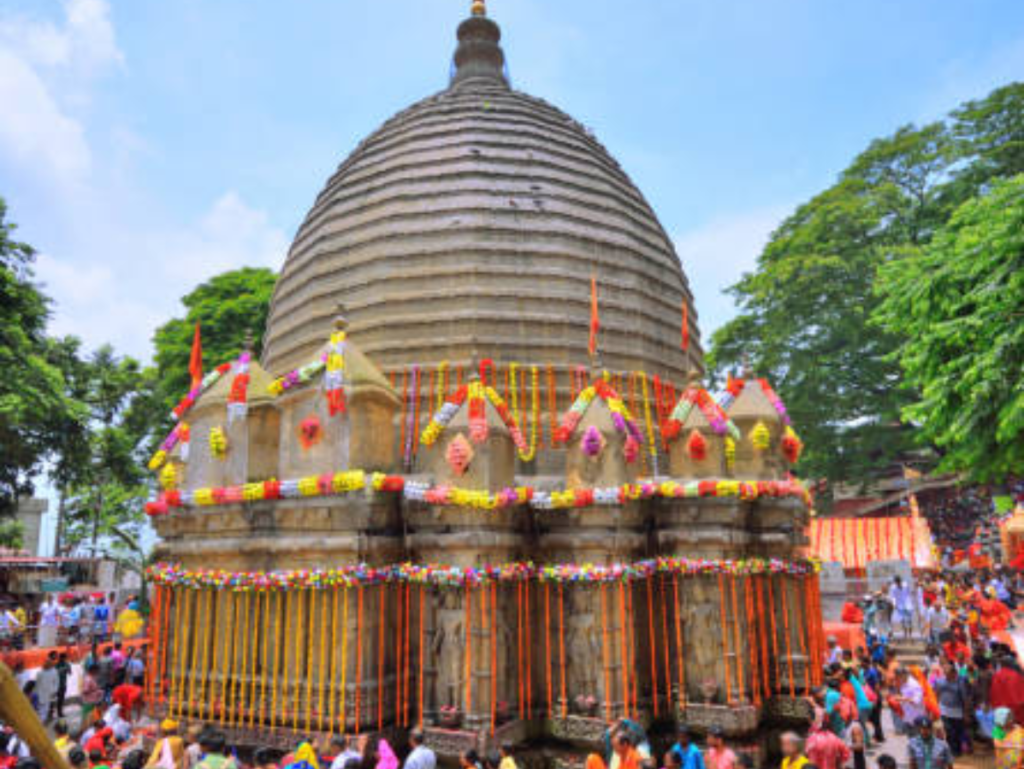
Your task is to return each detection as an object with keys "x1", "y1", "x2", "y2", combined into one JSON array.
[
  {"x1": 874, "y1": 175, "x2": 1024, "y2": 479},
  {"x1": 151, "y1": 267, "x2": 276, "y2": 431},
  {"x1": 0, "y1": 198, "x2": 80, "y2": 538},
  {"x1": 708, "y1": 82, "x2": 1024, "y2": 492}
]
